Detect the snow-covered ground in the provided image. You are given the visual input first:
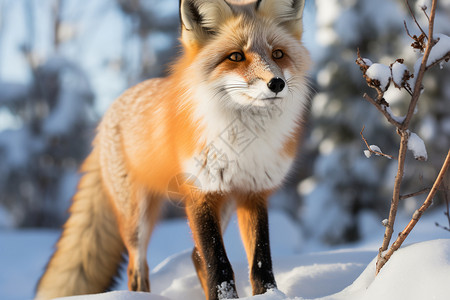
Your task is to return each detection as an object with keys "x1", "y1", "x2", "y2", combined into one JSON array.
[{"x1": 1, "y1": 209, "x2": 449, "y2": 300}]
